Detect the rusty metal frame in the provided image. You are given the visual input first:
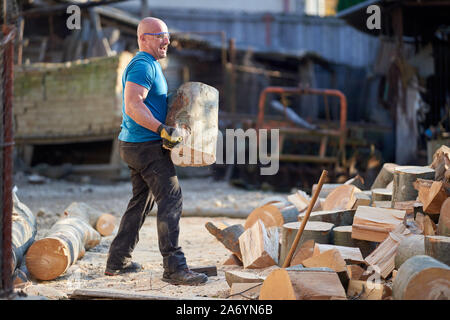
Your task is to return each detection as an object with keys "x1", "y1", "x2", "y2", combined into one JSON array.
[{"x1": 256, "y1": 86, "x2": 348, "y2": 166}]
